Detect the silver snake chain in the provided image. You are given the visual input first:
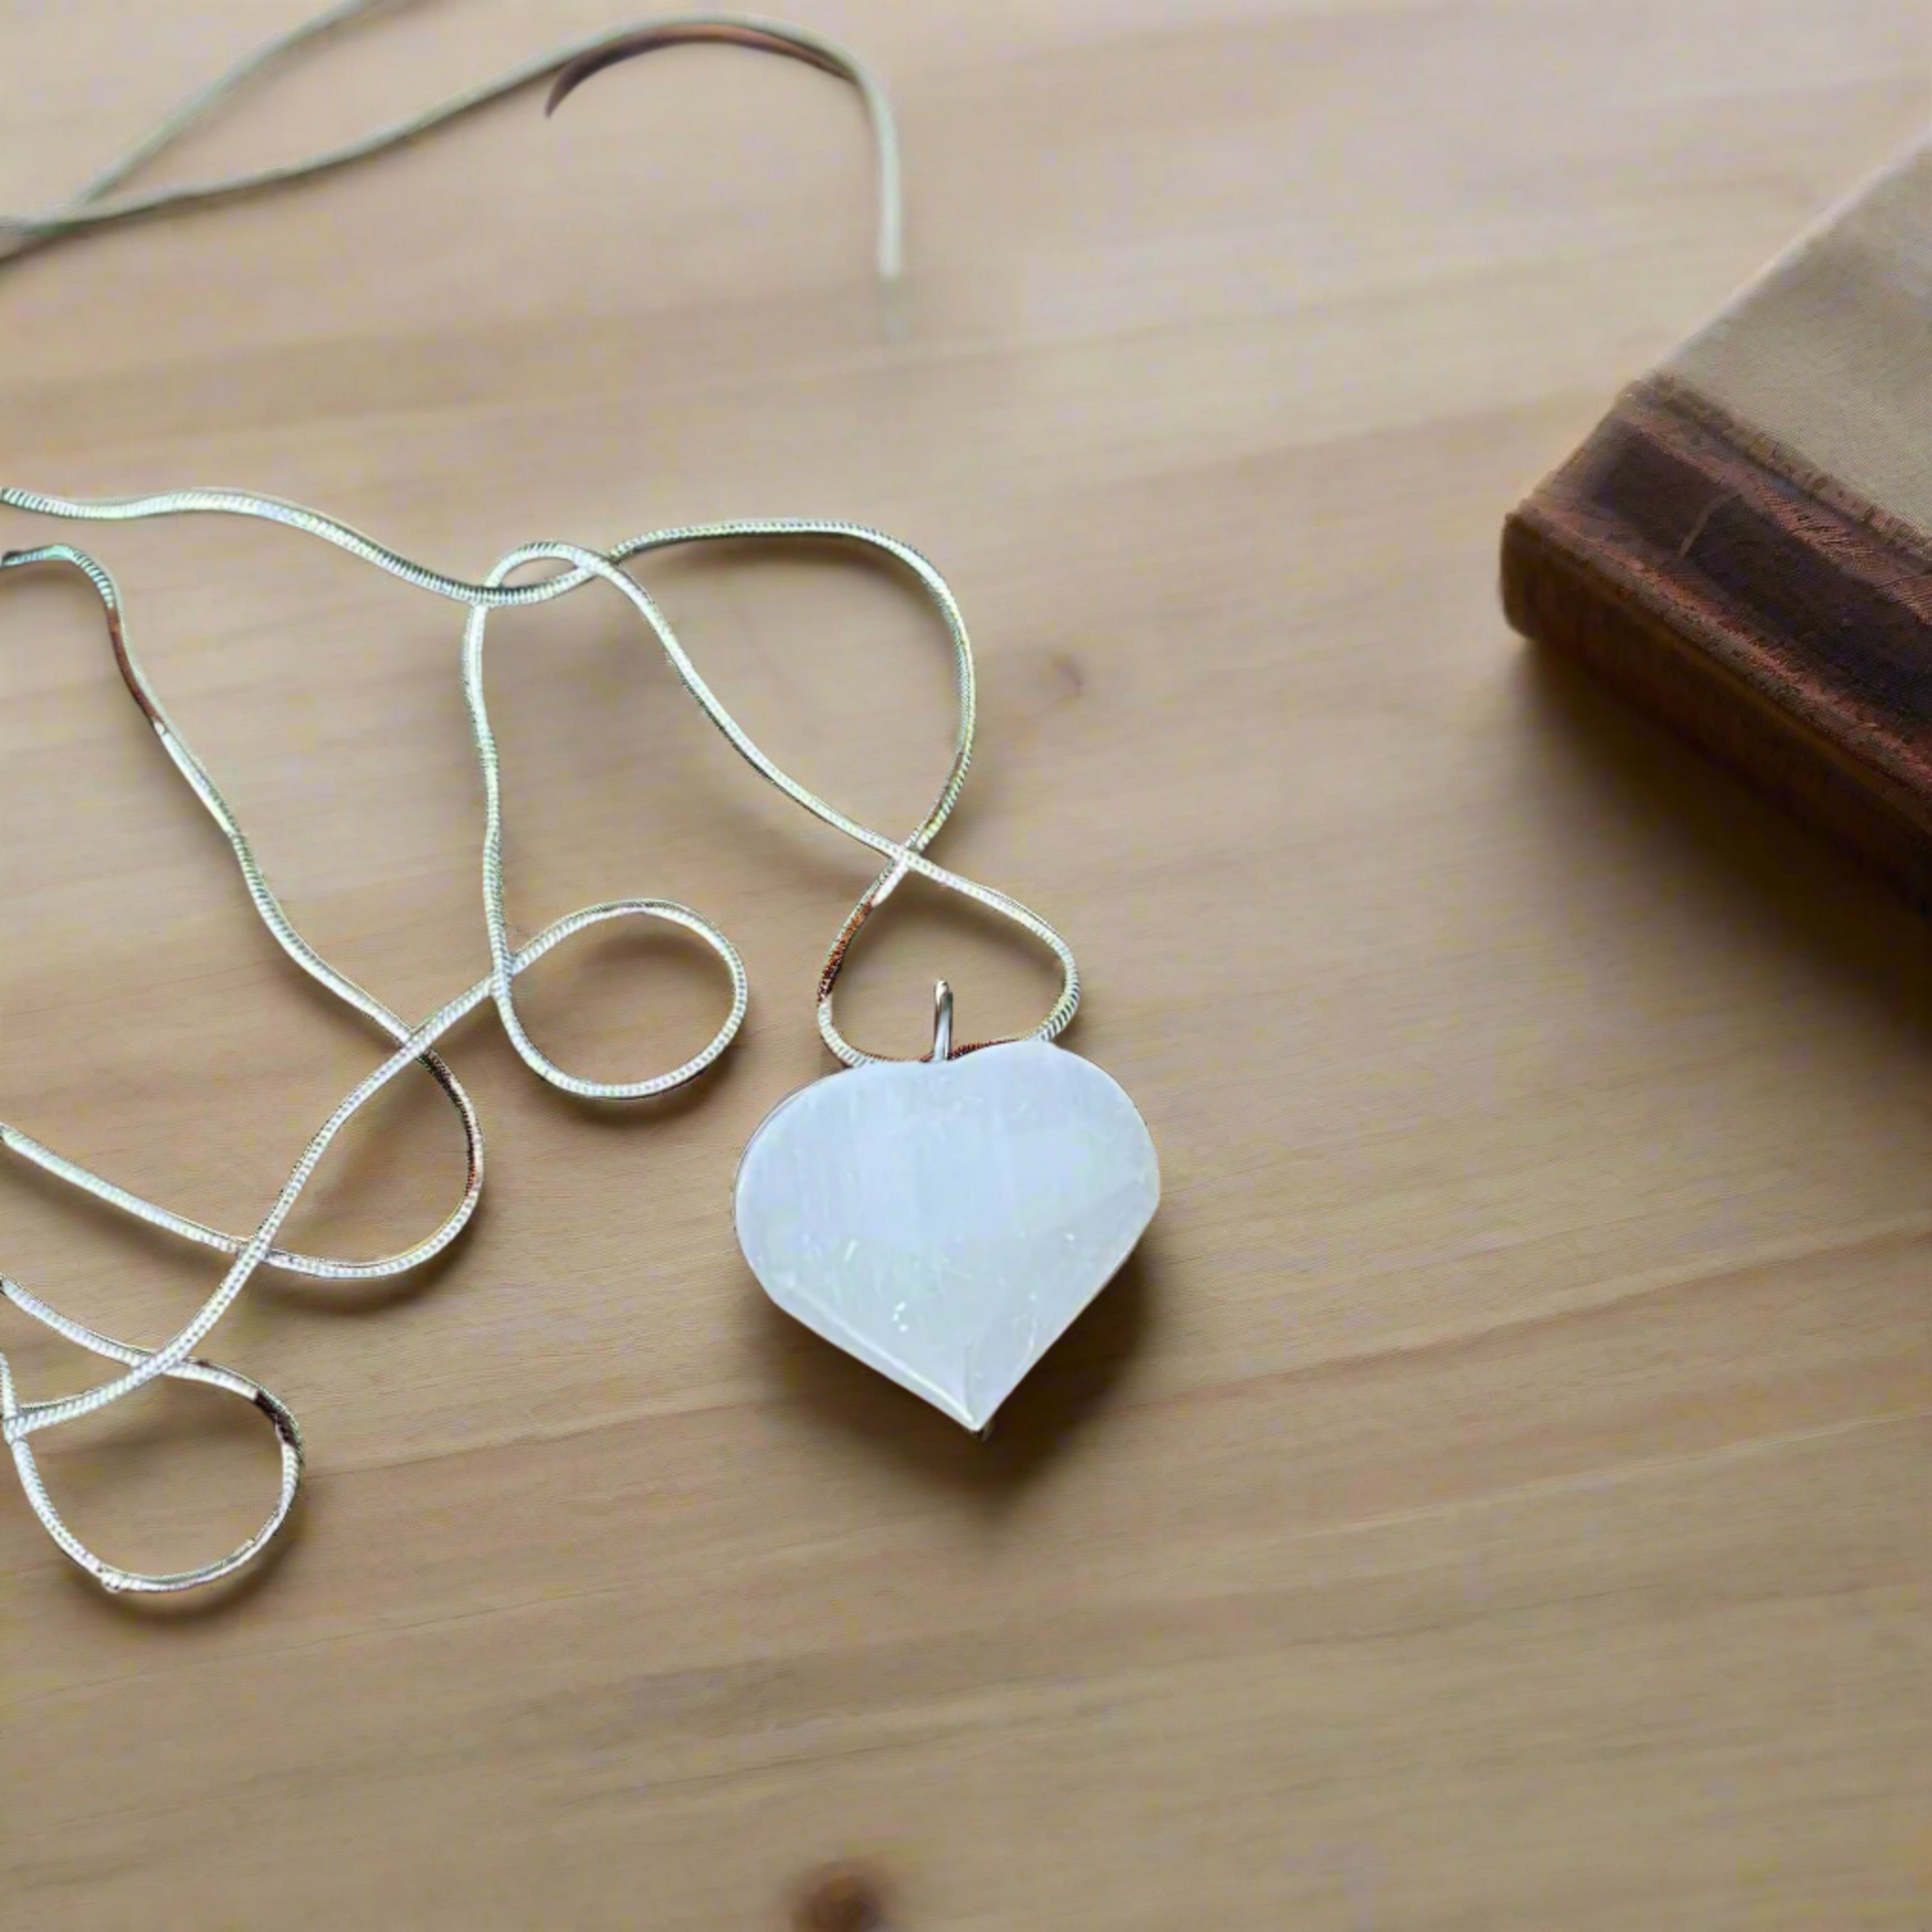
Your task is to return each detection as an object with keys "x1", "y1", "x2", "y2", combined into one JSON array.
[{"x1": 0, "y1": 5, "x2": 1078, "y2": 1595}]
